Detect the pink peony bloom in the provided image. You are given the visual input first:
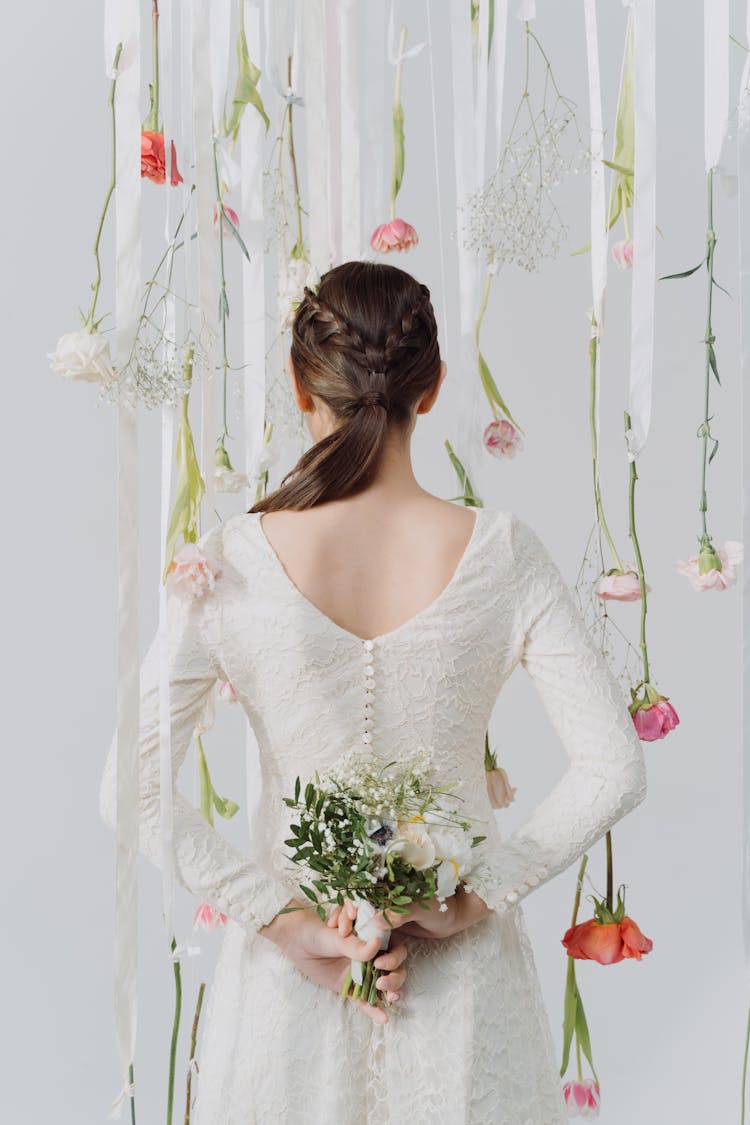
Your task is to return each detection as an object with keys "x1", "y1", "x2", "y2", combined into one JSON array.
[
  {"x1": 612, "y1": 239, "x2": 634, "y2": 269},
  {"x1": 218, "y1": 680, "x2": 238, "y2": 704},
  {"x1": 166, "y1": 543, "x2": 220, "y2": 602},
  {"x1": 483, "y1": 419, "x2": 523, "y2": 460},
  {"x1": 213, "y1": 202, "x2": 240, "y2": 237},
  {"x1": 486, "y1": 766, "x2": 517, "y2": 809},
  {"x1": 370, "y1": 218, "x2": 419, "y2": 253},
  {"x1": 193, "y1": 903, "x2": 228, "y2": 931},
  {"x1": 676, "y1": 540, "x2": 743, "y2": 591},
  {"x1": 596, "y1": 567, "x2": 651, "y2": 602},
  {"x1": 631, "y1": 697, "x2": 680, "y2": 741},
  {"x1": 562, "y1": 1078, "x2": 601, "y2": 1117}
]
